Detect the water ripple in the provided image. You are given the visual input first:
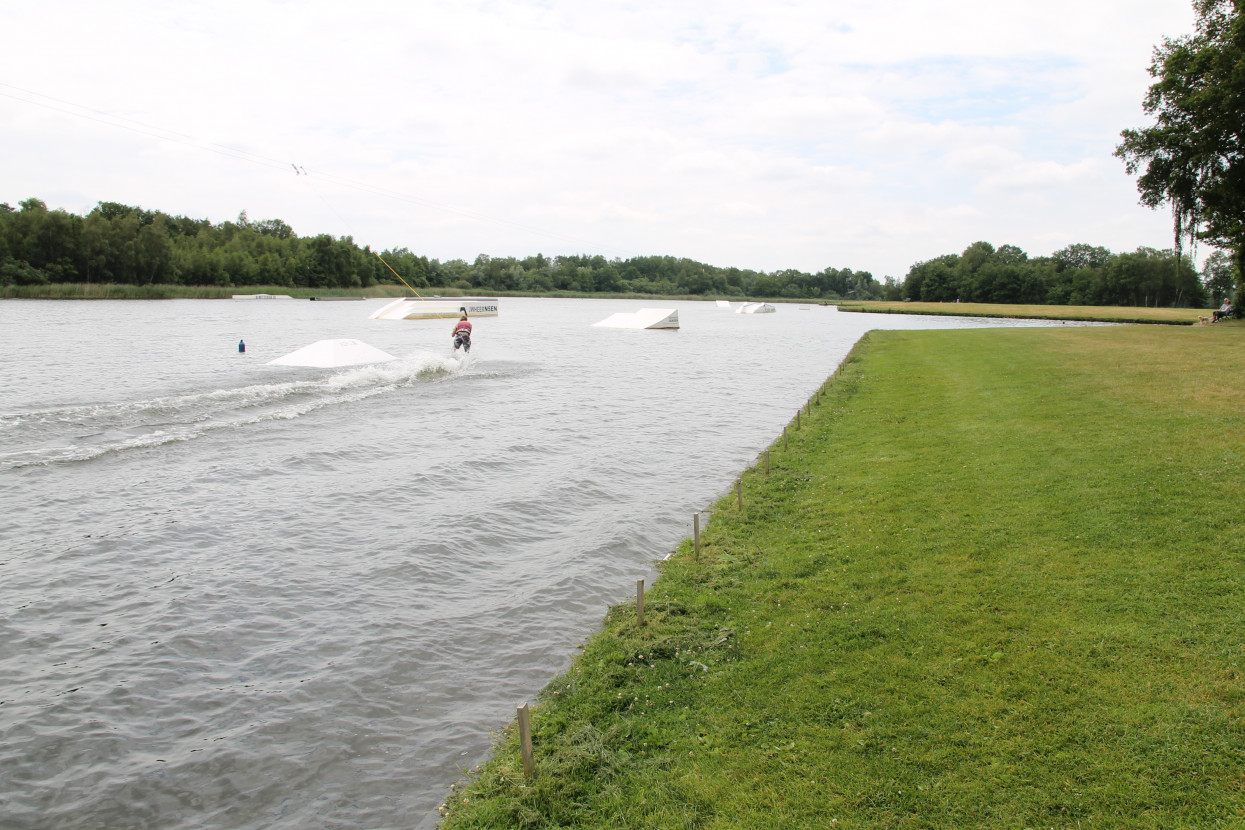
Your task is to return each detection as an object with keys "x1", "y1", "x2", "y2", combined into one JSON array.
[{"x1": 0, "y1": 299, "x2": 1068, "y2": 828}]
